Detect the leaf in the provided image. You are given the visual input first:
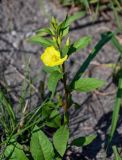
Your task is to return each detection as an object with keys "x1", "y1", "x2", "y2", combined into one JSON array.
[
  {"x1": 47, "y1": 71, "x2": 63, "y2": 97},
  {"x1": 30, "y1": 125, "x2": 54, "y2": 160},
  {"x1": 62, "y1": 45, "x2": 69, "y2": 57},
  {"x1": 36, "y1": 28, "x2": 53, "y2": 36},
  {"x1": 65, "y1": 11, "x2": 86, "y2": 27},
  {"x1": 108, "y1": 70, "x2": 122, "y2": 142},
  {"x1": 90, "y1": 0, "x2": 98, "y2": 3},
  {"x1": 81, "y1": 0, "x2": 90, "y2": 9},
  {"x1": 111, "y1": 35, "x2": 122, "y2": 55},
  {"x1": 60, "y1": 26, "x2": 69, "y2": 37},
  {"x1": 4, "y1": 142, "x2": 28, "y2": 160},
  {"x1": 0, "y1": 90, "x2": 16, "y2": 130},
  {"x1": 61, "y1": 0, "x2": 72, "y2": 6},
  {"x1": 74, "y1": 78, "x2": 105, "y2": 92},
  {"x1": 46, "y1": 110, "x2": 61, "y2": 128},
  {"x1": 62, "y1": 26, "x2": 69, "y2": 37},
  {"x1": 72, "y1": 134, "x2": 96, "y2": 147},
  {"x1": 43, "y1": 66, "x2": 60, "y2": 73},
  {"x1": 112, "y1": 146, "x2": 122, "y2": 160},
  {"x1": 41, "y1": 102, "x2": 54, "y2": 119},
  {"x1": 53, "y1": 125, "x2": 69, "y2": 157},
  {"x1": 110, "y1": 1, "x2": 121, "y2": 31},
  {"x1": 59, "y1": 11, "x2": 85, "y2": 37},
  {"x1": 55, "y1": 157, "x2": 62, "y2": 160},
  {"x1": 28, "y1": 35, "x2": 55, "y2": 47},
  {"x1": 68, "y1": 36, "x2": 92, "y2": 56},
  {"x1": 50, "y1": 16, "x2": 58, "y2": 31},
  {"x1": 69, "y1": 31, "x2": 113, "y2": 89}
]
